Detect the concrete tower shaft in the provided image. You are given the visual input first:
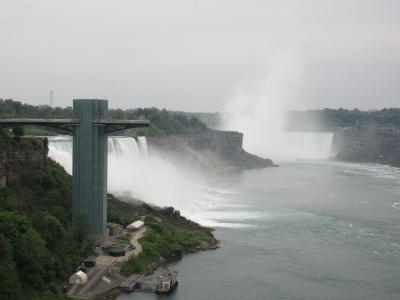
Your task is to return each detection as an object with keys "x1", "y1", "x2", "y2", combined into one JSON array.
[{"x1": 73, "y1": 99, "x2": 108, "y2": 235}]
